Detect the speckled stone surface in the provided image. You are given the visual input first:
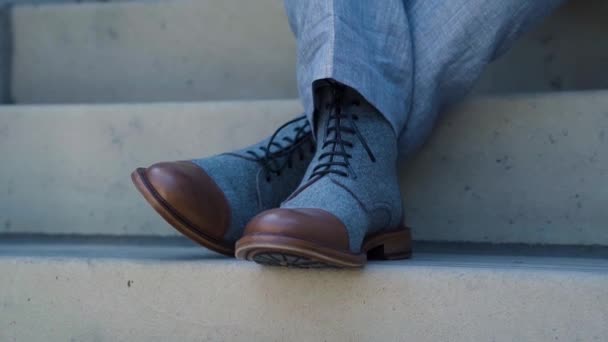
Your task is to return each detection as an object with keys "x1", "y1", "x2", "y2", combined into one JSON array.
[
  {"x1": 10, "y1": 0, "x2": 297, "y2": 103},
  {"x1": 9, "y1": 0, "x2": 608, "y2": 103},
  {"x1": 0, "y1": 100, "x2": 302, "y2": 236},
  {"x1": 0, "y1": 5, "x2": 9, "y2": 103},
  {"x1": 0, "y1": 241, "x2": 607, "y2": 341},
  {"x1": 1, "y1": 92, "x2": 607, "y2": 245},
  {"x1": 401, "y1": 91, "x2": 608, "y2": 245},
  {"x1": 472, "y1": 0, "x2": 608, "y2": 94}
]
